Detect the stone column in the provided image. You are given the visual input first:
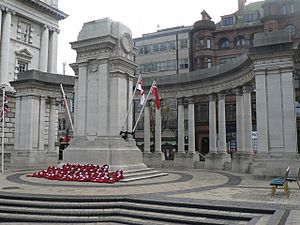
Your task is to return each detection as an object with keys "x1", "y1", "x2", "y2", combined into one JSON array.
[
  {"x1": 0, "y1": 9, "x2": 12, "y2": 85},
  {"x1": 188, "y1": 97, "x2": 195, "y2": 153},
  {"x1": 39, "y1": 25, "x2": 49, "y2": 72},
  {"x1": 144, "y1": 101, "x2": 151, "y2": 153},
  {"x1": 217, "y1": 93, "x2": 226, "y2": 152},
  {"x1": 155, "y1": 107, "x2": 161, "y2": 153},
  {"x1": 177, "y1": 97, "x2": 185, "y2": 153},
  {"x1": 208, "y1": 94, "x2": 217, "y2": 153},
  {"x1": 48, "y1": 28, "x2": 59, "y2": 73},
  {"x1": 127, "y1": 77, "x2": 133, "y2": 133},
  {"x1": 48, "y1": 97, "x2": 56, "y2": 152},
  {"x1": 38, "y1": 96, "x2": 46, "y2": 150},
  {"x1": 242, "y1": 86, "x2": 253, "y2": 153},
  {"x1": 235, "y1": 88, "x2": 244, "y2": 151}
]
